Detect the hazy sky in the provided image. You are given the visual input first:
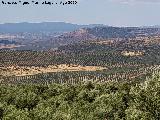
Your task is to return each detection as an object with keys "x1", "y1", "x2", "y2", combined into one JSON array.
[{"x1": 0, "y1": 0, "x2": 160, "y2": 26}]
